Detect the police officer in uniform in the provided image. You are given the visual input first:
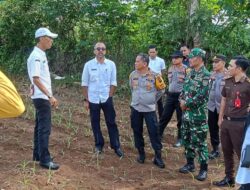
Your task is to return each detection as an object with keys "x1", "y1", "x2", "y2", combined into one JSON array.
[
  {"x1": 213, "y1": 56, "x2": 250, "y2": 187},
  {"x1": 129, "y1": 53, "x2": 165, "y2": 168},
  {"x1": 179, "y1": 48, "x2": 210, "y2": 181},
  {"x1": 158, "y1": 50, "x2": 187, "y2": 147},
  {"x1": 207, "y1": 54, "x2": 227, "y2": 159}
]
